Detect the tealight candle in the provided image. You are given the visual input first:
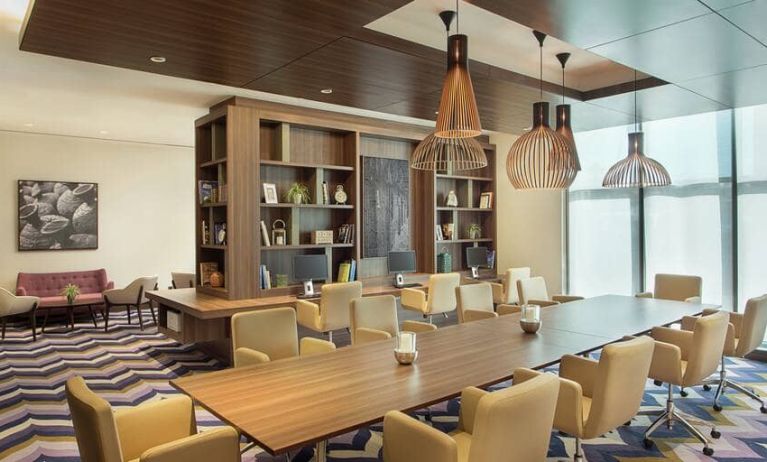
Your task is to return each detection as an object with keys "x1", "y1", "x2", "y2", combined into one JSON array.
[{"x1": 398, "y1": 331, "x2": 416, "y2": 353}]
